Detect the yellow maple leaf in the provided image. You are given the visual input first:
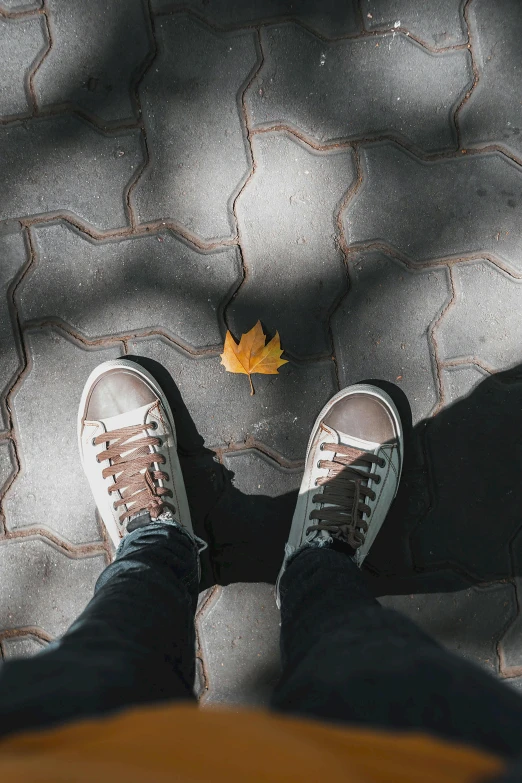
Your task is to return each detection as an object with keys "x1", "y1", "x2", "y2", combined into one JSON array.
[{"x1": 220, "y1": 321, "x2": 288, "y2": 395}]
